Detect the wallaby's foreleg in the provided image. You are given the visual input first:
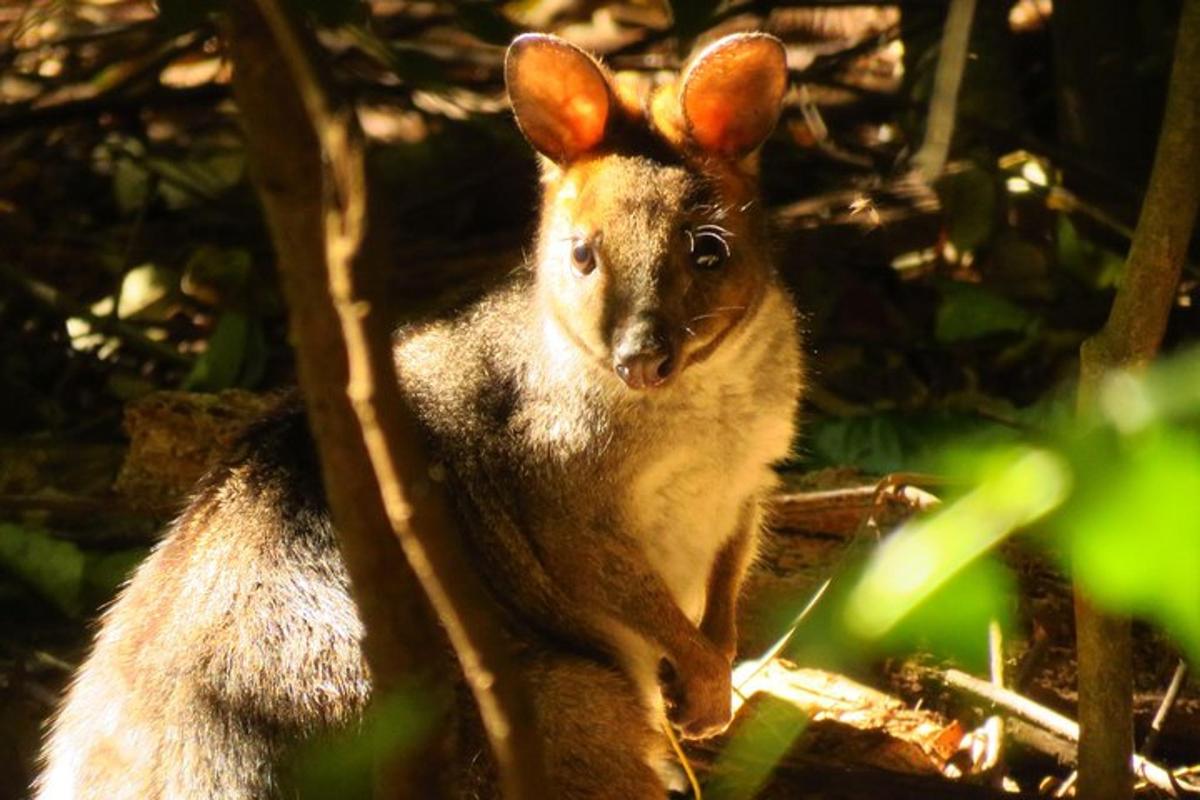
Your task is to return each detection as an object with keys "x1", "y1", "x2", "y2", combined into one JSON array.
[{"x1": 700, "y1": 502, "x2": 762, "y2": 663}]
